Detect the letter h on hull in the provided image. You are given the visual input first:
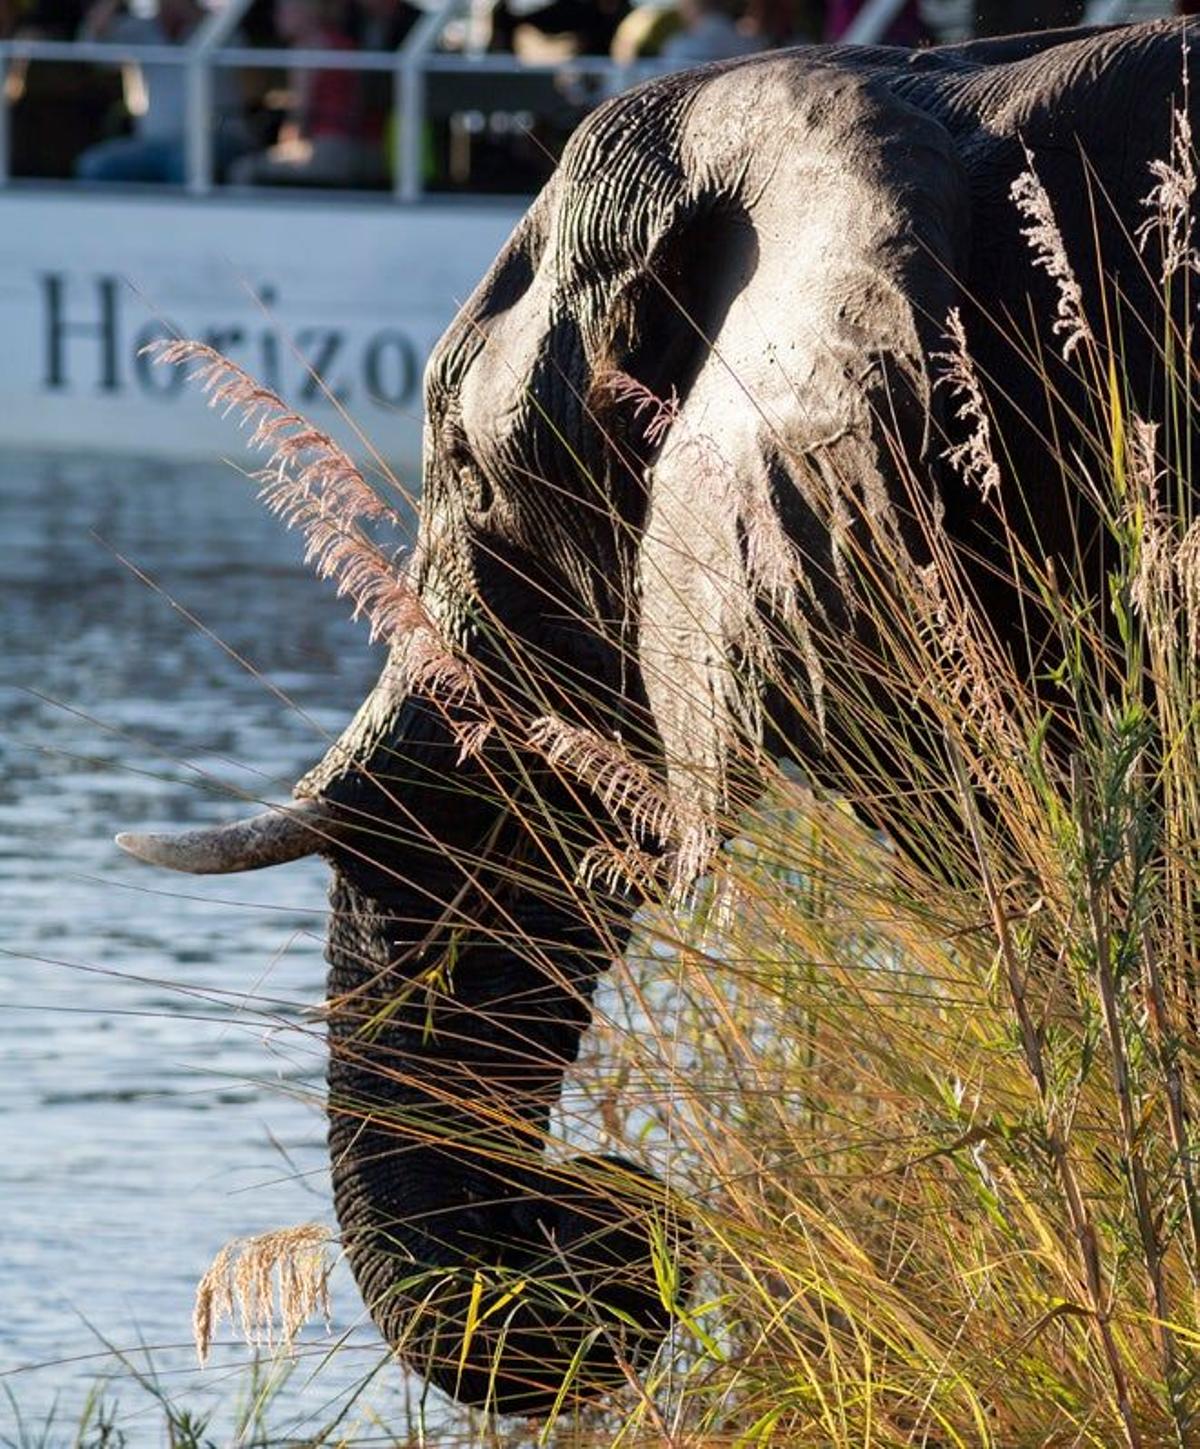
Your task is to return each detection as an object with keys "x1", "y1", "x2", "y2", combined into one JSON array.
[{"x1": 41, "y1": 273, "x2": 121, "y2": 394}]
